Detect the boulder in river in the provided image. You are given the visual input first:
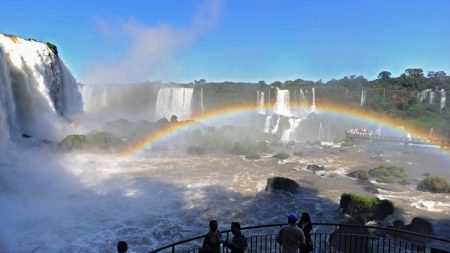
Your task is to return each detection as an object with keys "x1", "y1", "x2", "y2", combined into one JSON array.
[
  {"x1": 265, "y1": 177, "x2": 300, "y2": 194},
  {"x1": 340, "y1": 193, "x2": 394, "y2": 221},
  {"x1": 417, "y1": 176, "x2": 450, "y2": 193}
]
